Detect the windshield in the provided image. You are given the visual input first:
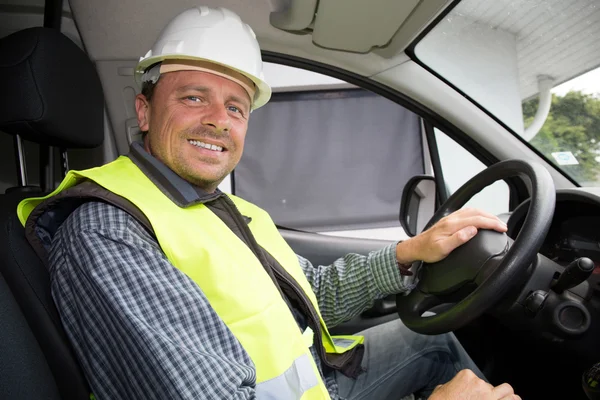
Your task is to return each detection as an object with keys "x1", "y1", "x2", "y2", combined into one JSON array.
[{"x1": 414, "y1": 0, "x2": 600, "y2": 186}]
